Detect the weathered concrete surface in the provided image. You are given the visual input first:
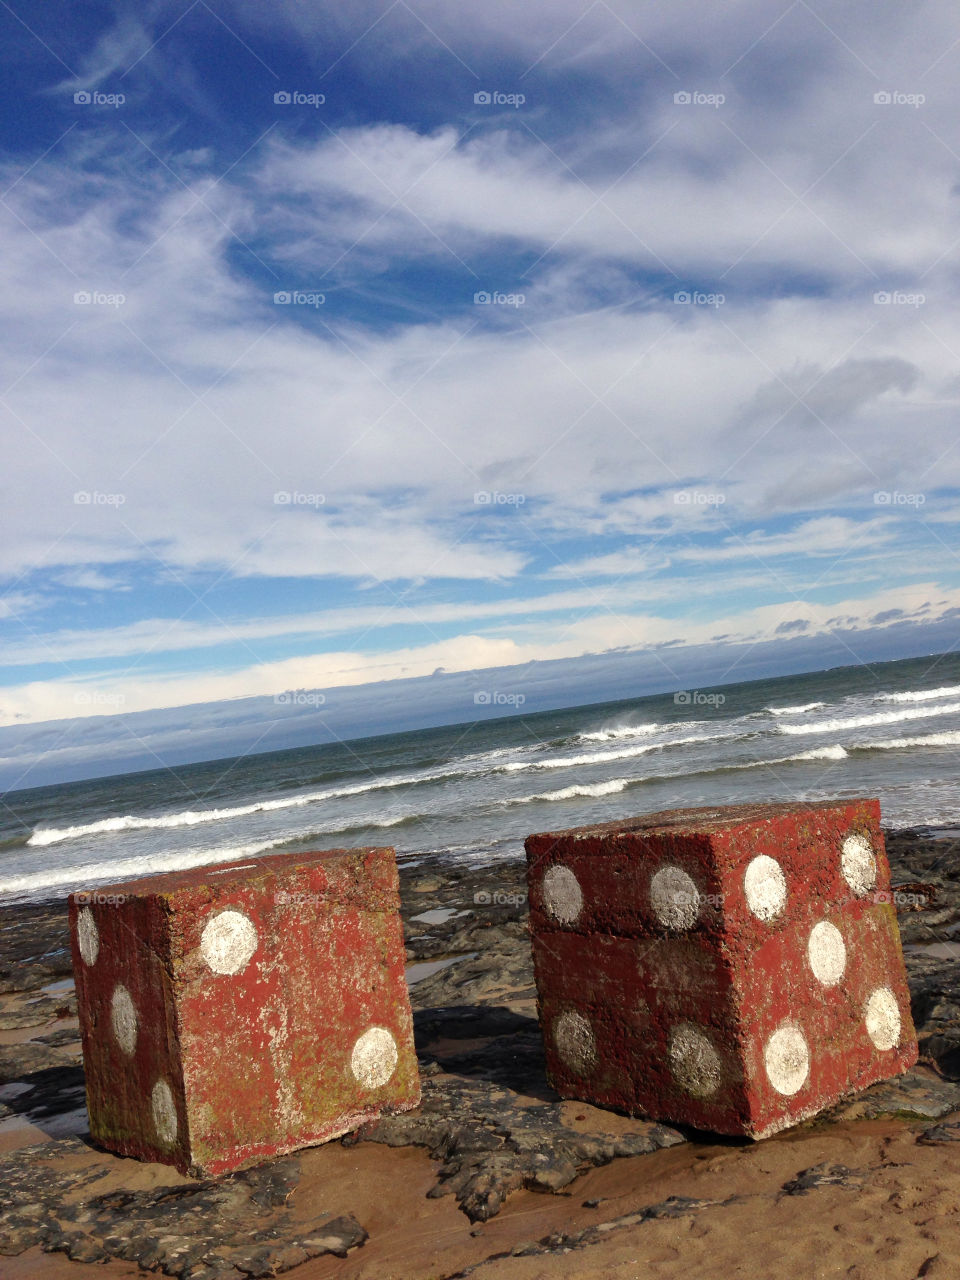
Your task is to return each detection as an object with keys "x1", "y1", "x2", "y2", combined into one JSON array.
[
  {"x1": 69, "y1": 847, "x2": 420, "y2": 1175},
  {"x1": 526, "y1": 801, "x2": 918, "y2": 1138}
]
